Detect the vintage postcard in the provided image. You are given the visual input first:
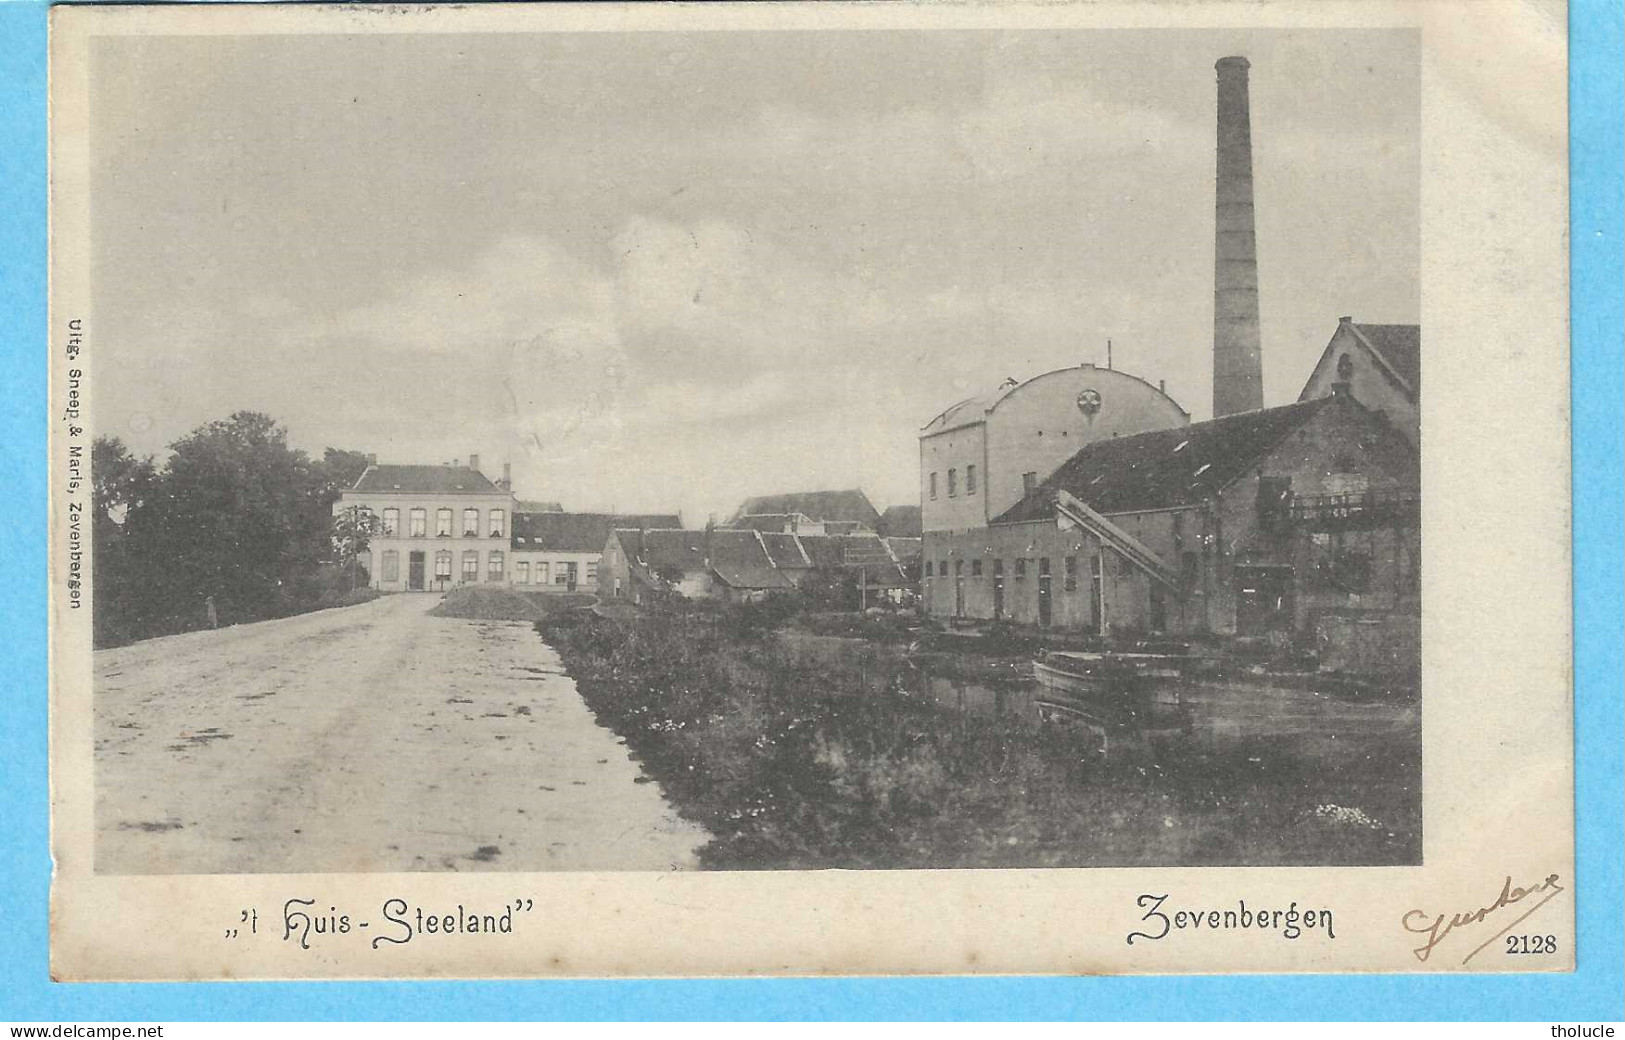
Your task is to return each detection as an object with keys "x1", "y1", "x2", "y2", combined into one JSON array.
[{"x1": 48, "y1": 0, "x2": 1571, "y2": 979}]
